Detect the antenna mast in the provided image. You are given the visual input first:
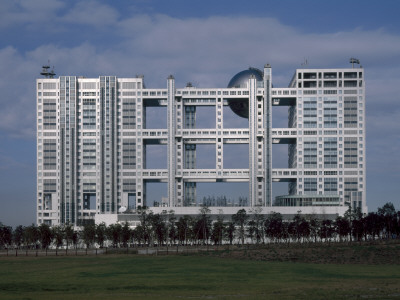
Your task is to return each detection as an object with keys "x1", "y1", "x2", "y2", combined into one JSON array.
[
  {"x1": 40, "y1": 60, "x2": 56, "y2": 78},
  {"x1": 349, "y1": 58, "x2": 360, "y2": 68}
]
